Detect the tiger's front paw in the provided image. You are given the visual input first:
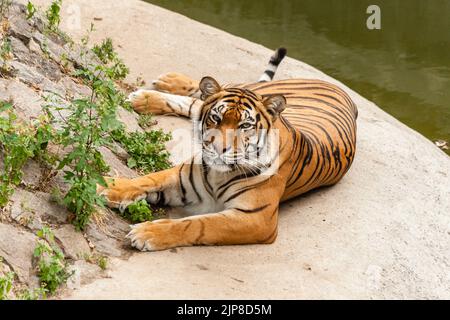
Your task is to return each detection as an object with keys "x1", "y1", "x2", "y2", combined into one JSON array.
[
  {"x1": 97, "y1": 177, "x2": 148, "y2": 212},
  {"x1": 152, "y1": 72, "x2": 199, "y2": 96},
  {"x1": 126, "y1": 219, "x2": 182, "y2": 251}
]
